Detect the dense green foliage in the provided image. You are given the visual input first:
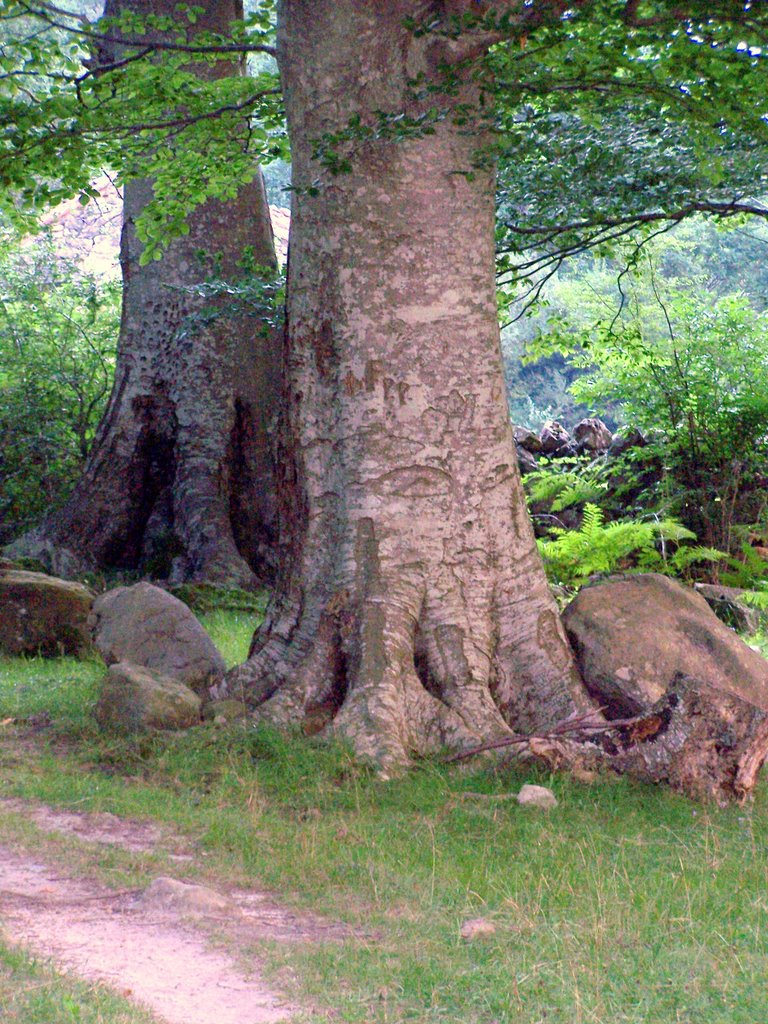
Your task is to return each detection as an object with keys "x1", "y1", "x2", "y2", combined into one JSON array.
[
  {"x1": 537, "y1": 502, "x2": 723, "y2": 589},
  {"x1": 567, "y1": 296, "x2": 768, "y2": 547},
  {"x1": 0, "y1": 236, "x2": 119, "y2": 543},
  {"x1": 504, "y1": 215, "x2": 768, "y2": 425},
  {"x1": 1, "y1": 1, "x2": 767, "y2": 262},
  {"x1": 0, "y1": 0, "x2": 285, "y2": 257},
  {"x1": 518, "y1": 228, "x2": 768, "y2": 560},
  {"x1": 488, "y1": 1, "x2": 768, "y2": 300}
]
